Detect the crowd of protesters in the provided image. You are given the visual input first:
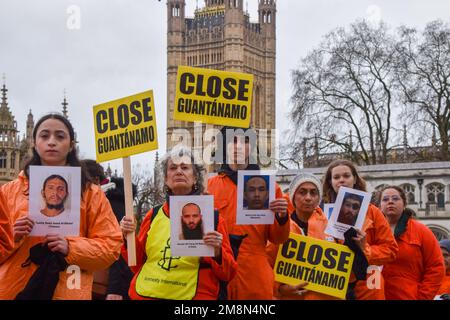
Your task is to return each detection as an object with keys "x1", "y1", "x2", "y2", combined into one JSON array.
[{"x1": 0, "y1": 118, "x2": 448, "y2": 300}]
